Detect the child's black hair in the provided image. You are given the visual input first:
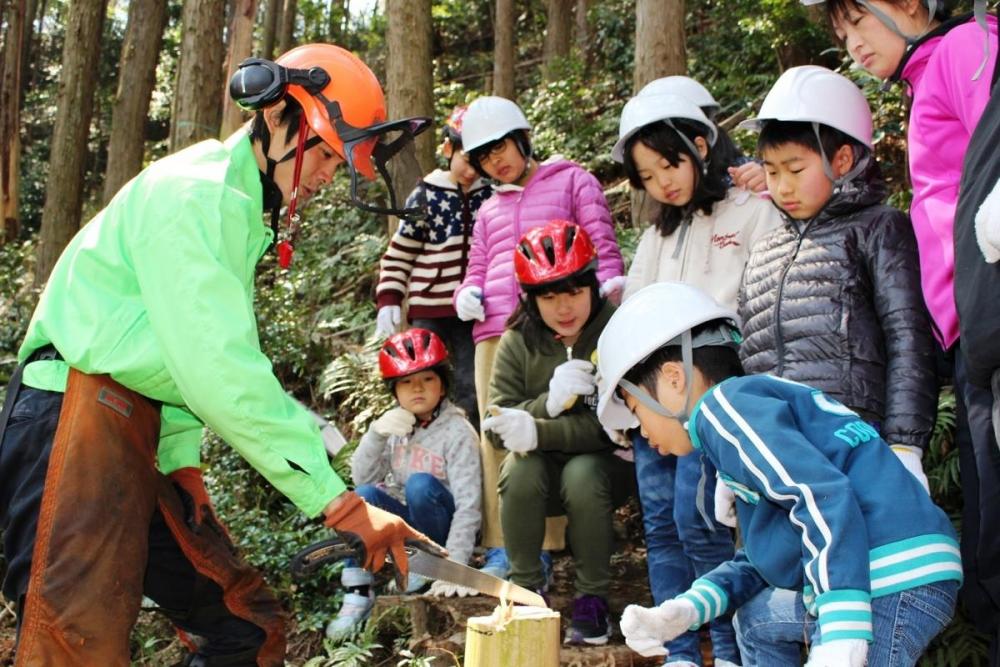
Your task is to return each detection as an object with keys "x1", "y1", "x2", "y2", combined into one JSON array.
[
  {"x1": 386, "y1": 363, "x2": 453, "y2": 400},
  {"x1": 622, "y1": 320, "x2": 745, "y2": 397},
  {"x1": 622, "y1": 118, "x2": 737, "y2": 237},
  {"x1": 467, "y1": 130, "x2": 533, "y2": 180},
  {"x1": 757, "y1": 120, "x2": 865, "y2": 163},
  {"x1": 821, "y1": 0, "x2": 950, "y2": 26},
  {"x1": 250, "y1": 96, "x2": 305, "y2": 146},
  {"x1": 506, "y1": 270, "x2": 602, "y2": 352}
]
